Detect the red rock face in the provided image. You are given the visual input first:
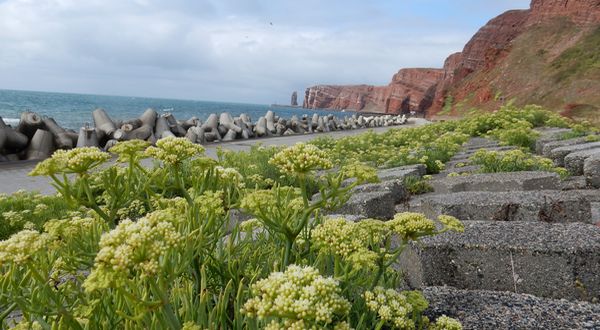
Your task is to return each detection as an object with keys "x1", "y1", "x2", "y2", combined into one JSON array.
[
  {"x1": 457, "y1": 10, "x2": 530, "y2": 74},
  {"x1": 528, "y1": 0, "x2": 600, "y2": 26},
  {"x1": 303, "y1": 0, "x2": 600, "y2": 115},
  {"x1": 303, "y1": 69, "x2": 443, "y2": 114}
]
